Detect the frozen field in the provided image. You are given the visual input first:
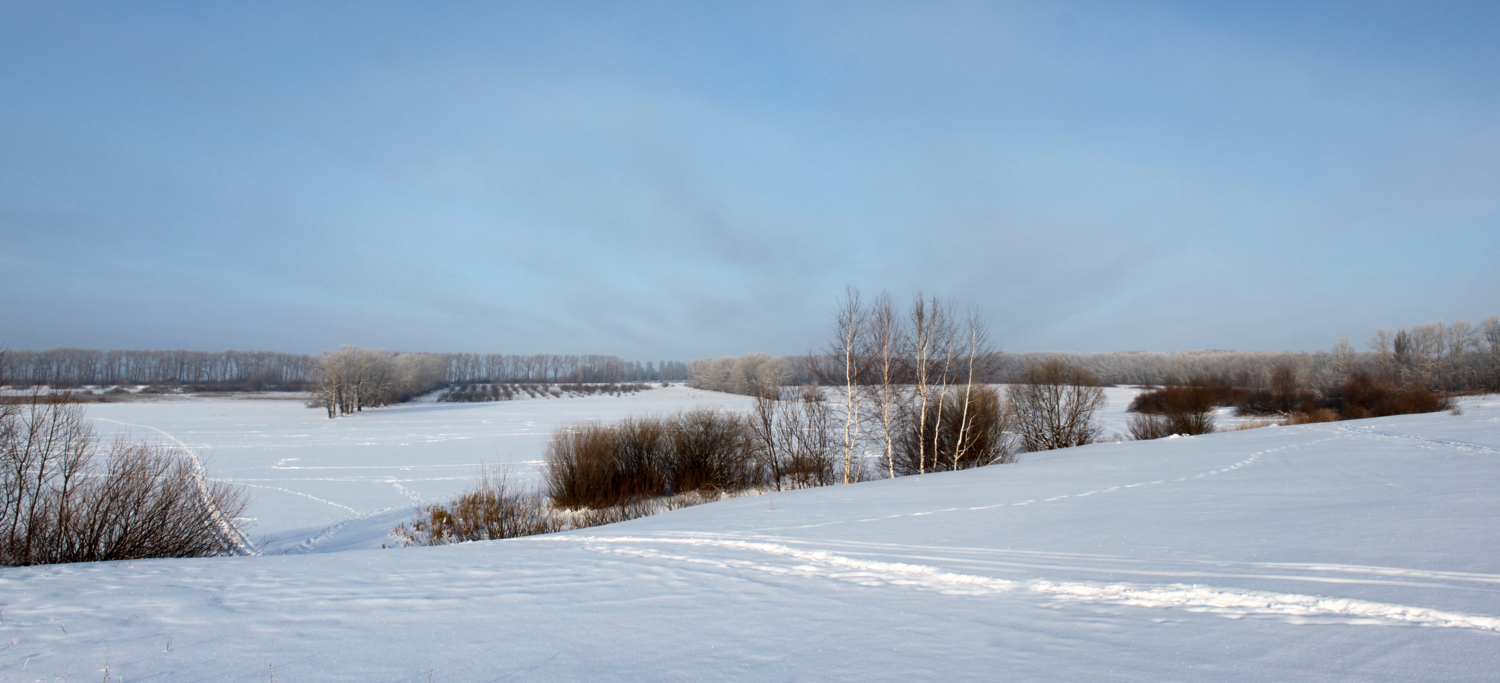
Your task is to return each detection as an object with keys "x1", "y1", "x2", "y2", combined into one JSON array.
[
  {"x1": 80, "y1": 385, "x2": 1165, "y2": 554},
  {"x1": 85, "y1": 386, "x2": 757, "y2": 553},
  {"x1": 4, "y1": 391, "x2": 1496, "y2": 681}
]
